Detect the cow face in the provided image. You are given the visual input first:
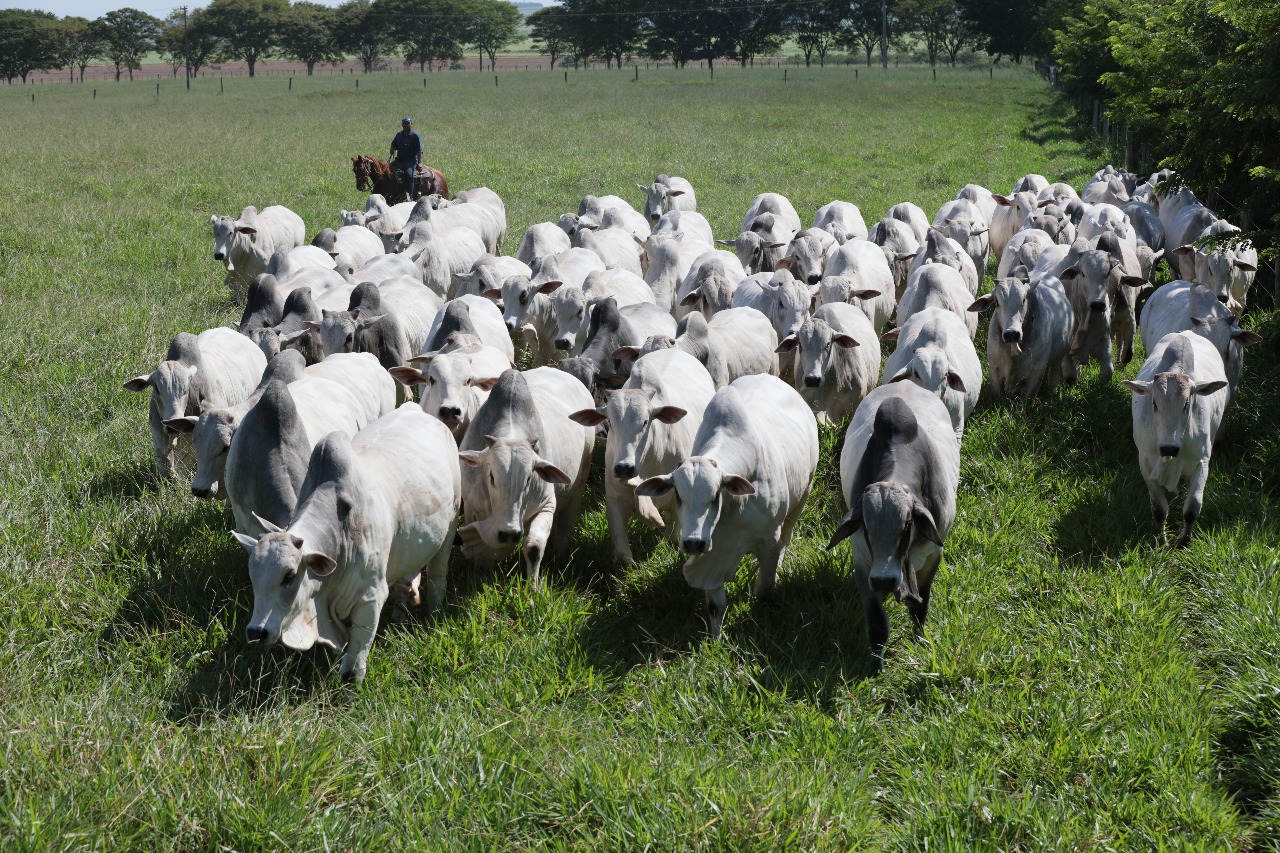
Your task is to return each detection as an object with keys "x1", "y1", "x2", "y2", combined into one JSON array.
[
  {"x1": 550, "y1": 287, "x2": 588, "y2": 351},
  {"x1": 417, "y1": 352, "x2": 501, "y2": 439},
  {"x1": 828, "y1": 481, "x2": 942, "y2": 603},
  {"x1": 458, "y1": 437, "x2": 569, "y2": 547},
  {"x1": 124, "y1": 359, "x2": 197, "y2": 426},
  {"x1": 210, "y1": 215, "x2": 236, "y2": 266},
  {"x1": 636, "y1": 457, "x2": 754, "y2": 554},
  {"x1": 171, "y1": 408, "x2": 237, "y2": 498},
  {"x1": 236, "y1": 527, "x2": 339, "y2": 652},
  {"x1": 782, "y1": 316, "x2": 859, "y2": 389},
  {"x1": 889, "y1": 345, "x2": 966, "y2": 402},
  {"x1": 1124, "y1": 371, "x2": 1227, "y2": 458},
  {"x1": 591, "y1": 390, "x2": 686, "y2": 480}
]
